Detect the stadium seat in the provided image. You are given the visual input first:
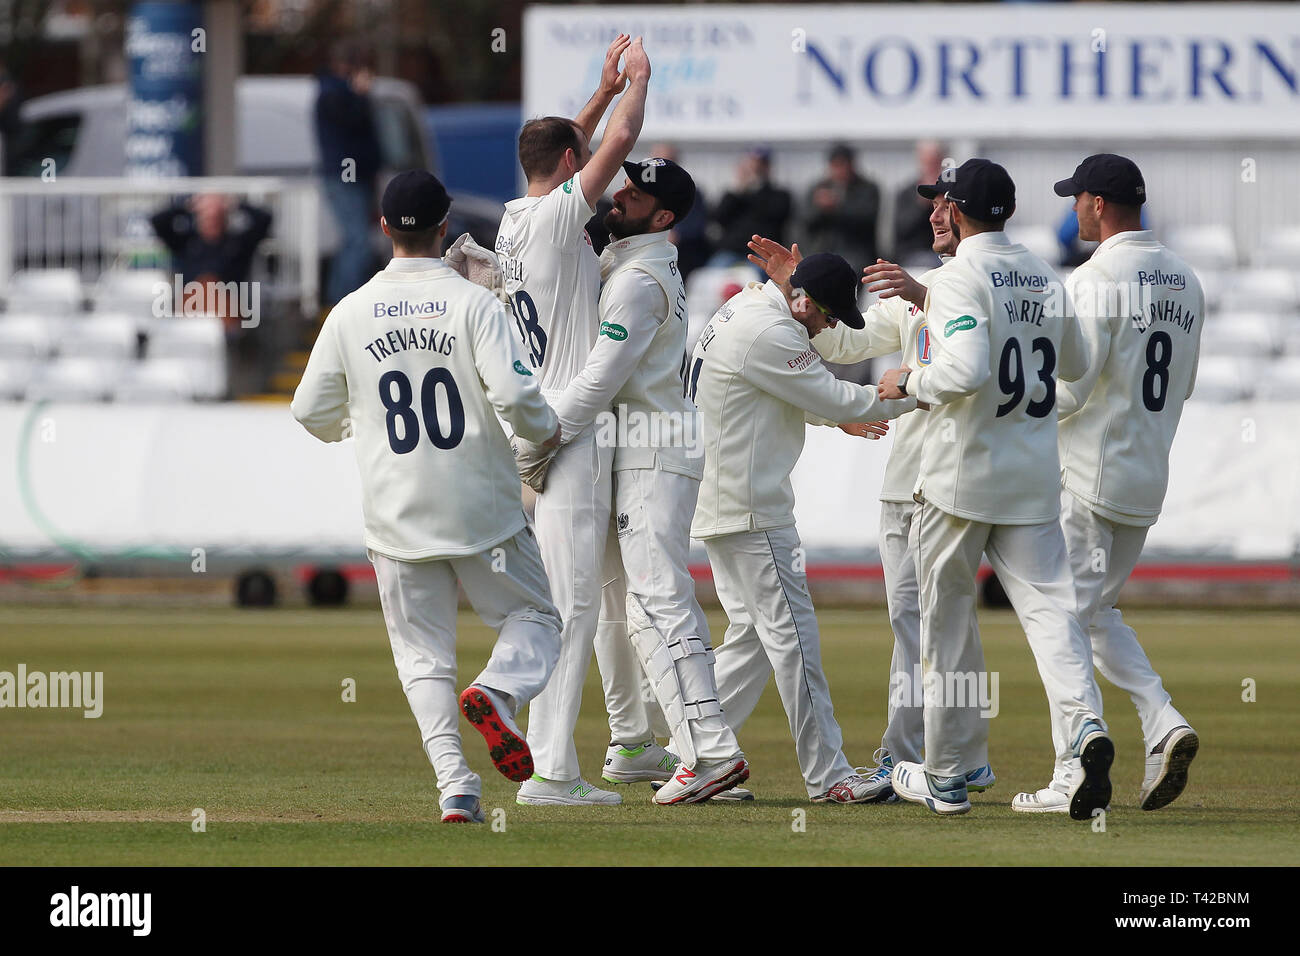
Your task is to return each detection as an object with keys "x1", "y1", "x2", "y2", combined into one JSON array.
[
  {"x1": 1196, "y1": 269, "x2": 1230, "y2": 312},
  {"x1": 1225, "y1": 269, "x2": 1300, "y2": 312},
  {"x1": 111, "y1": 358, "x2": 197, "y2": 403},
  {"x1": 1188, "y1": 355, "x2": 1251, "y2": 402},
  {"x1": 24, "y1": 357, "x2": 124, "y2": 402},
  {"x1": 1200, "y1": 313, "x2": 1283, "y2": 358},
  {"x1": 1168, "y1": 225, "x2": 1237, "y2": 271},
  {"x1": 3, "y1": 268, "x2": 84, "y2": 314},
  {"x1": 144, "y1": 317, "x2": 228, "y2": 399},
  {"x1": 1254, "y1": 357, "x2": 1300, "y2": 400},
  {"x1": 0, "y1": 314, "x2": 58, "y2": 359},
  {"x1": 0, "y1": 358, "x2": 35, "y2": 399},
  {"x1": 1006, "y1": 226, "x2": 1061, "y2": 266},
  {"x1": 1249, "y1": 226, "x2": 1300, "y2": 268},
  {"x1": 90, "y1": 268, "x2": 172, "y2": 316},
  {"x1": 61, "y1": 315, "x2": 139, "y2": 360}
]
